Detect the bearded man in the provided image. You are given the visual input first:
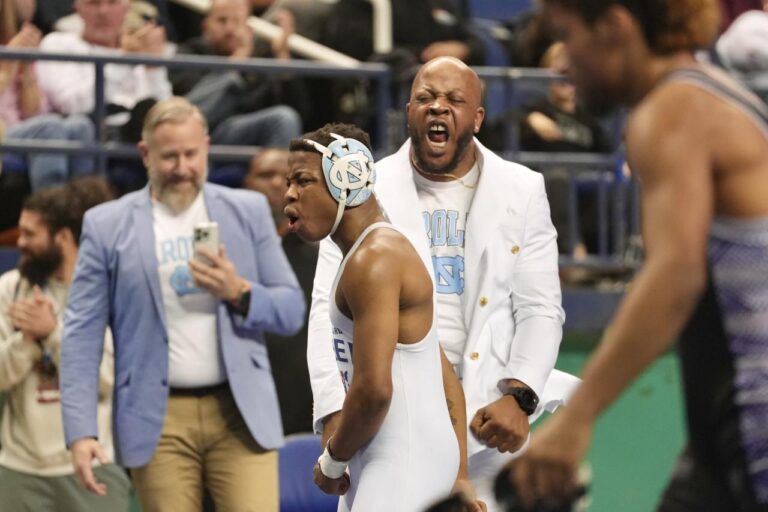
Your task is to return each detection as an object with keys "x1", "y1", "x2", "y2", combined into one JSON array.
[
  {"x1": 61, "y1": 97, "x2": 304, "y2": 512},
  {"x1": 0, "y1": 180, "x2": 127, "y2": 512}
]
